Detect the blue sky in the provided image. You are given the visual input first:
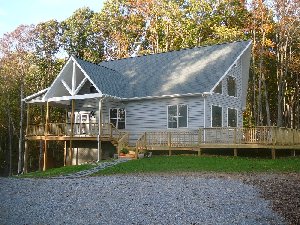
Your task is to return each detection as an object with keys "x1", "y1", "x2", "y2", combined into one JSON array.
[{"x1": 0, "y1": 0, "x2": 105, "y2": 38}]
